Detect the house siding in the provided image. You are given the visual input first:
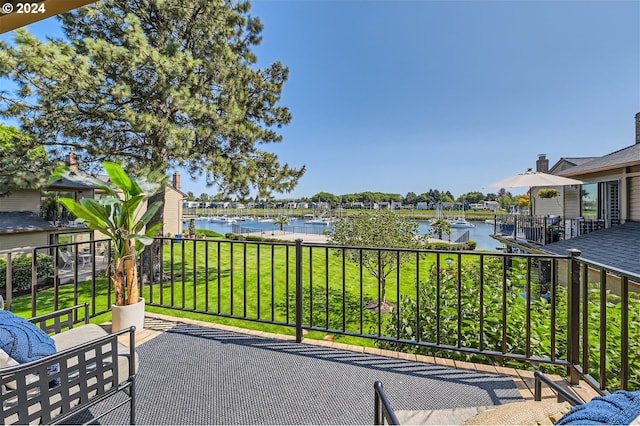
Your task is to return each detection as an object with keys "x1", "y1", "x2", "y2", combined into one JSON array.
[
  {"x1": 163, "y1": 187, "x2": 183, "y2": 237},
  {"x1": 0, "y1": 190, "x2": 41, "y2": 212},
  {"x1": 629, "y1": 175, "x2": 640, "y2": 221},
  {"x1": 563, "y1": 186, "x2": 581, "y2": 218},
  {"x1": 0, "y1": 232, "x2": 47, "y2": 251}
]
